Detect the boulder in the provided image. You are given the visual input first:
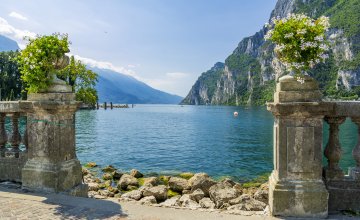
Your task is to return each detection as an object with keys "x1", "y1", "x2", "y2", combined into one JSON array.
[
  {"x1": 159, "y1": 195, "x2": 181, "y2": 207},
  {"x1": 199, "y1": 197, "x2": 216, "y2": 209},
  {"x1": 102, "y1": 173, "x2": 112, "y2": 180},
  {"x1": 112, "y1": 171, "x2": 123, "y2": 179},
  {"x1": 229, "y1": 194, "x2": 251, "y2": 205},
  {"x1": 143, "y1": 177, "x2": 159, "y2": 186},
  {"x1": 126, "y1": 185, "x2": 138, "y2": 191},
  {"x1": 182, "y1": 189, "x2": 191, "y2": 194},
  {"x1": 130, "y1": 169, "x2": 143, "y2": 178},
  {"x1": 94, "y1": 194, "x2": 106, "y2": 199},
  {"x1": 139, "y1": 196, "x2": 157, "y2": 205},
  {"x1": 179, "y1": 194, "x2": 201, "y2": 209},
  {"x1": 102, "y1": 165, "x2": 116, "y2": 173},
  {"x1": 82, "y1": 168, "x2": 90, "y2": 175},
  {"x1": 107, "y1": 186, "x2": 119, "y2": 194},
  {"x1": 142, "y1": 185, "x2": 168, "y2": 202},
  {"x1": 188, "y1": 173, "x2": 216, "y2": 196},
  {"x1": 118, "y1": 174, "x2": 139, "y2": 190},
  {"x1": 232, "y1": 183, "x2": 243, "y2": 194},
  {"x1": 99, "y1": 190, "x2": 114, "y2": 197},
  {"x1": 220, "y1": 178, "x2": 236, "y2": 187},
  {"x1": 227, "y1": 198, "x2": 267, "y2": 211},
  {"x1": 88, "y1": 182, "x2": 99, "y2": 191},
  {"x1": 209, "y1": 182, "x2": 240, "y2": 208},
  {"x1": 169, "y1": 177, "x2": 189, "y2": 192},
  {"x1": 254, "y1": 189, "x2": 268, "y2": 204},
  {"x1": 189, "y1": 188, "x2": 205, "y2": 202},
  {"x1": 121, "y1": 190, "x2": 142, "y2": 201}
]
